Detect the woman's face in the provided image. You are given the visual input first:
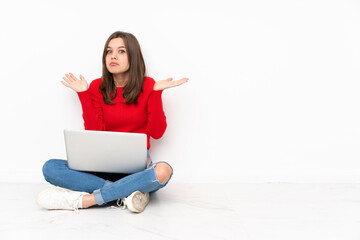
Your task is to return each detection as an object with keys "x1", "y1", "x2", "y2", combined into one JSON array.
[{"x1": 105, "y1": 37, "x2": 130, "y2": 75}]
